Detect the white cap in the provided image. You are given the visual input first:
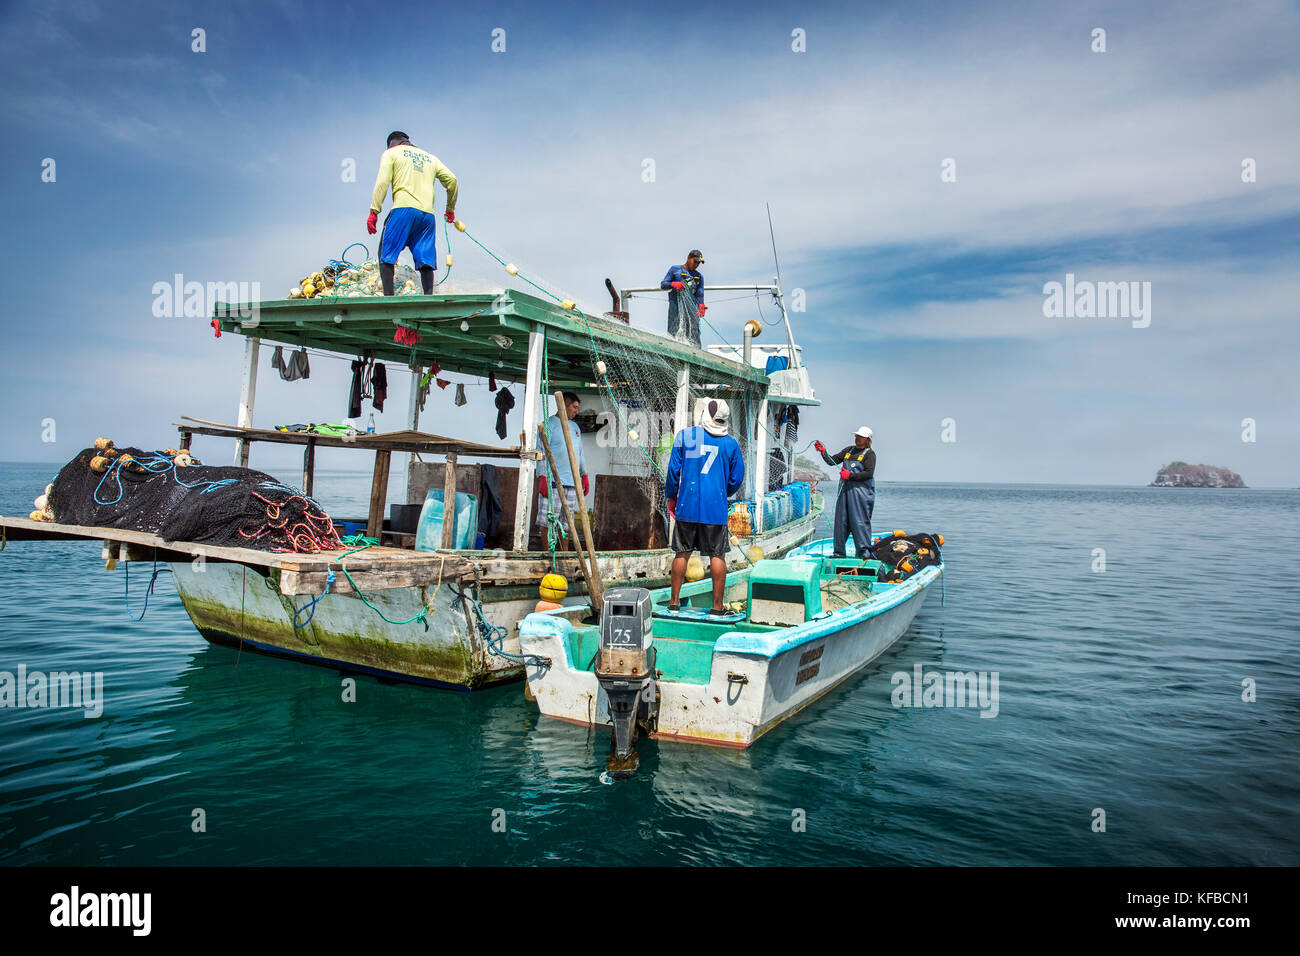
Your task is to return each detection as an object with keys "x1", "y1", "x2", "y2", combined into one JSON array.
[
  {"x1": 855, "y1": 426, "x2": 873, "y2": 439},
  {"x1": 700, "y1": 398, "x2": 731, "y2": 437}
]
